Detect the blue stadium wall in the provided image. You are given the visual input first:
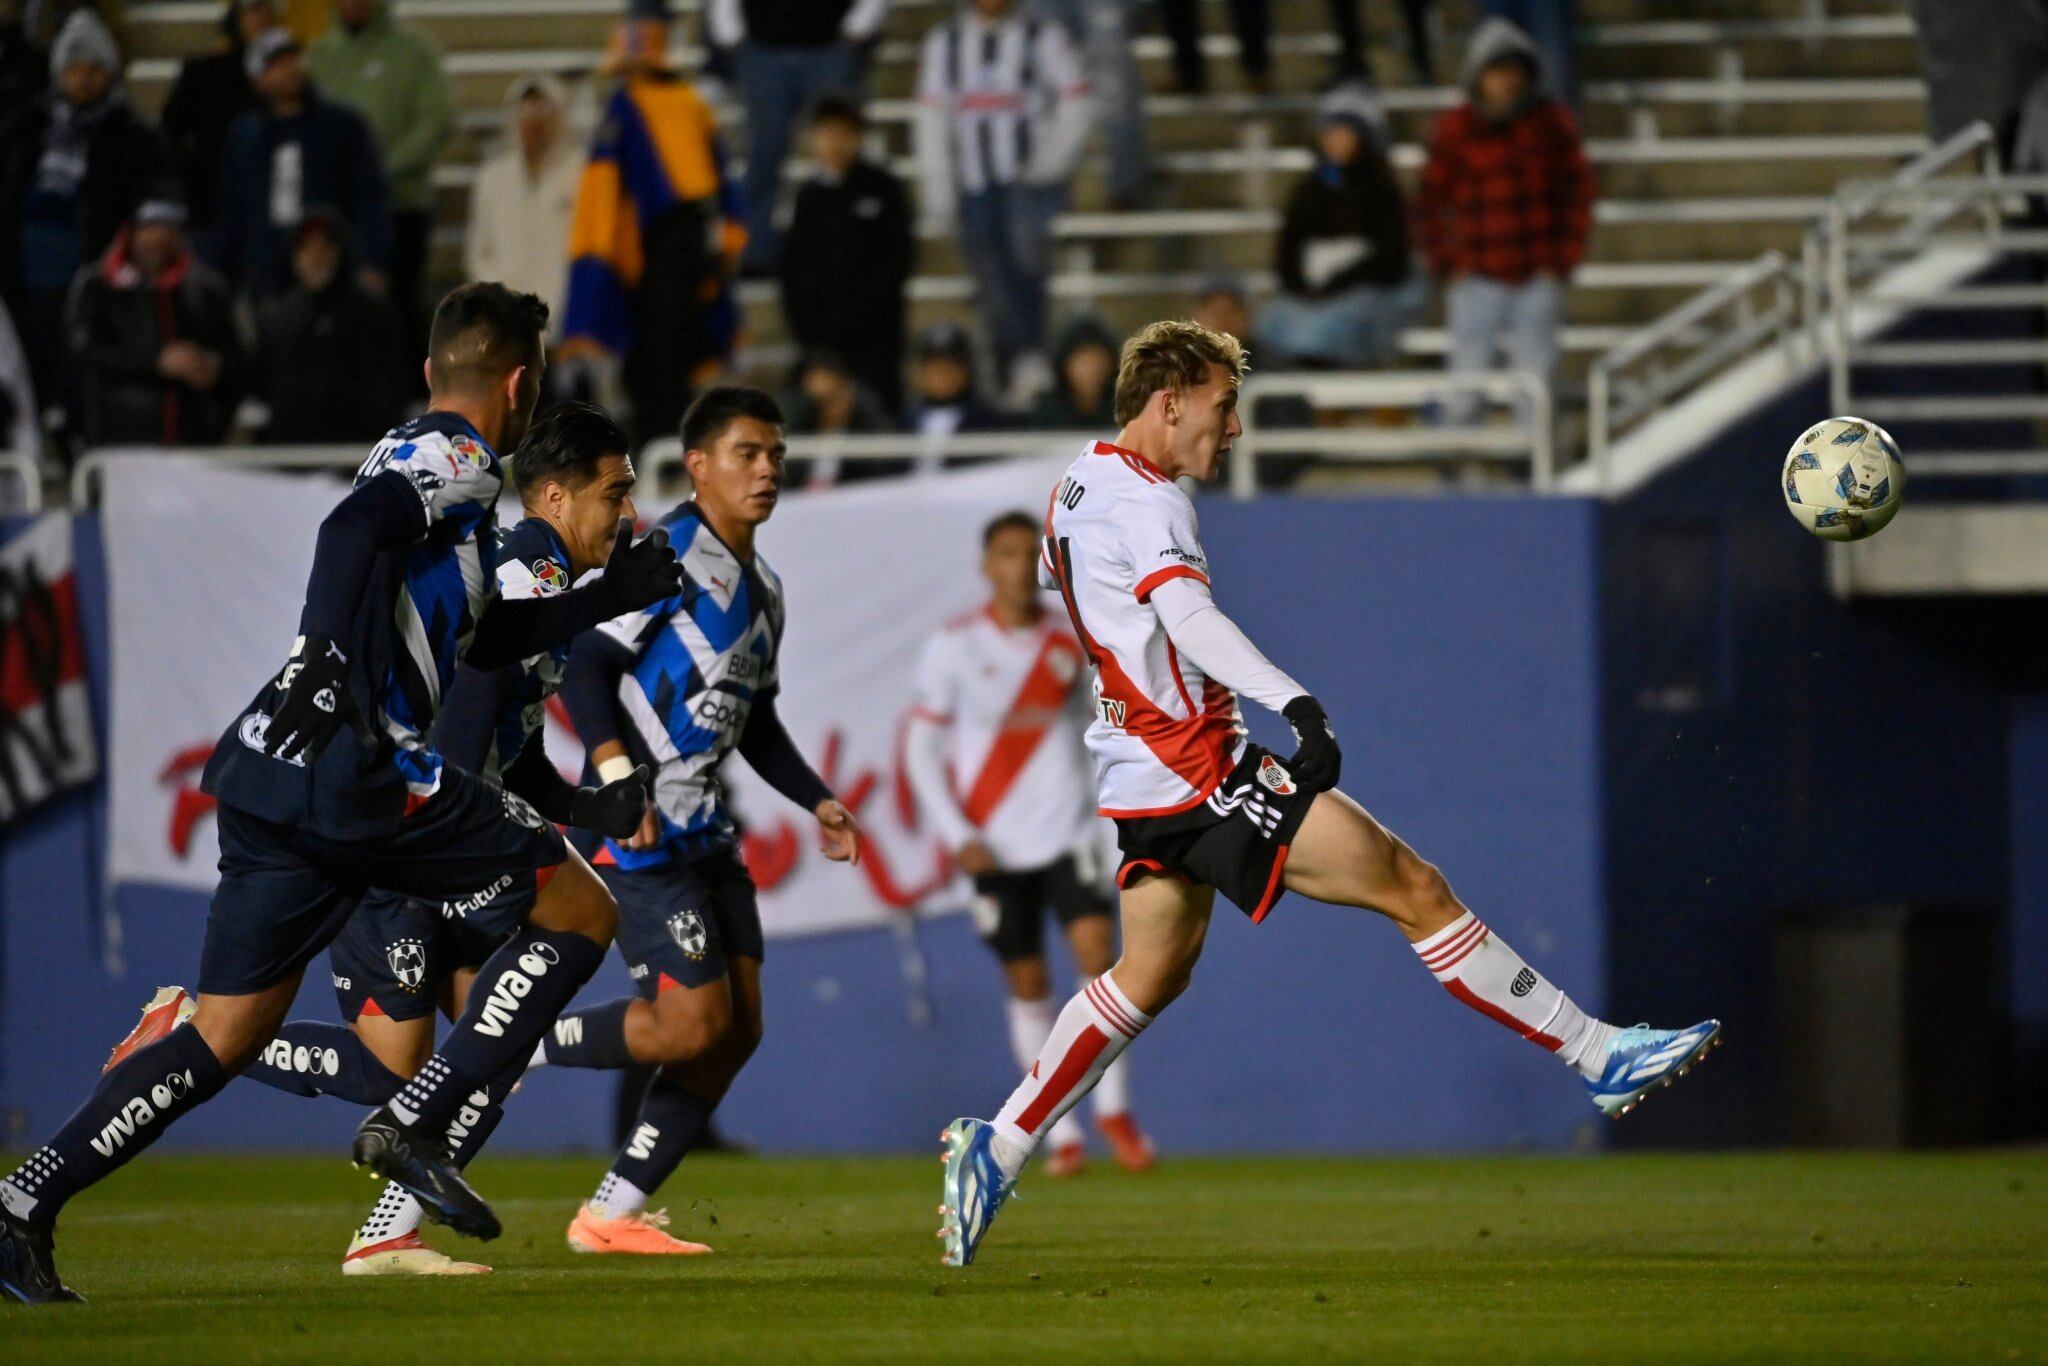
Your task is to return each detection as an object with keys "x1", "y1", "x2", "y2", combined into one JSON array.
[{"x1": 1, "y1": 500, "x2": 1612, "y2": 1156}]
